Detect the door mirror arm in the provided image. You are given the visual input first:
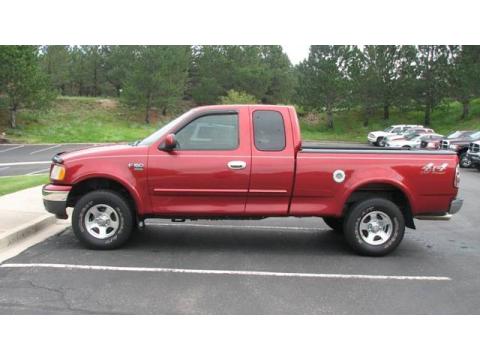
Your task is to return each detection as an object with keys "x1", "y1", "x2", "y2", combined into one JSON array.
[{"x1": 160, "y1": 133, "x2": 177, "y2": 151}]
